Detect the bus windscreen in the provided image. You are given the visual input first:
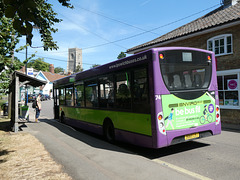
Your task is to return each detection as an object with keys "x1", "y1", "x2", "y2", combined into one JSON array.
[{"x1": 159, "y1": 50, "x2": 212, "y2": 91}]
